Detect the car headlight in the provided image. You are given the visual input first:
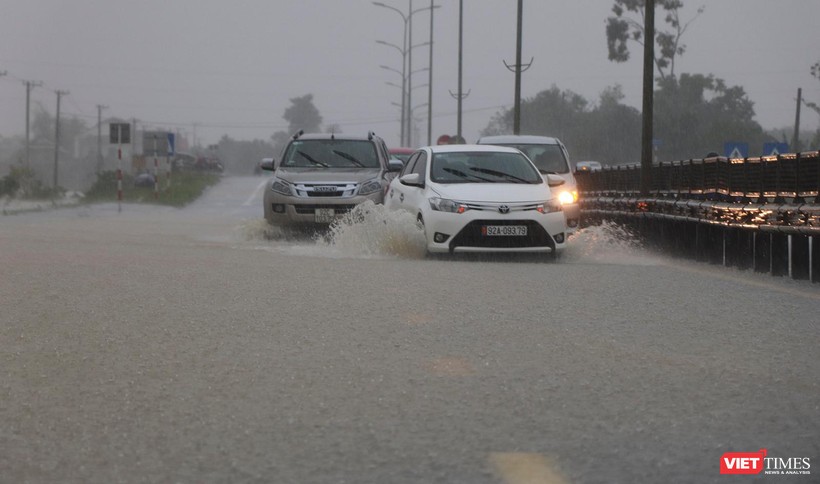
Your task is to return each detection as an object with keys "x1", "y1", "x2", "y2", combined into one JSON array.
[
  {"x1": 536, "y1": 200, "x2": 562, "y2": 213},
  {"x1": 271, "y1": 178, "x2": 292, "y2": 196},
  {"x1": 429, "y1": 197, "x2": 467, "y2": 214},
  {"x1": 358, "y1": 178, "x2": 382, "y2": 196},
  {"x1": 557, "y1": 190, "x2": 577, "y2": 205}
]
